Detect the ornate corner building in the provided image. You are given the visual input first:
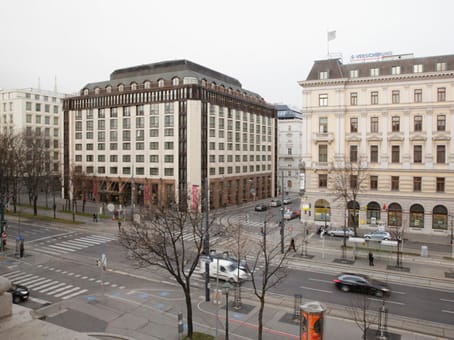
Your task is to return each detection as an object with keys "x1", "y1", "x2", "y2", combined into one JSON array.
[
  {"x1": 299, "y1": 54, "x2": 454, "y2": 234},
  {"x1": 63, "y1": 60, "x2": 277, "y2": 209}
]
